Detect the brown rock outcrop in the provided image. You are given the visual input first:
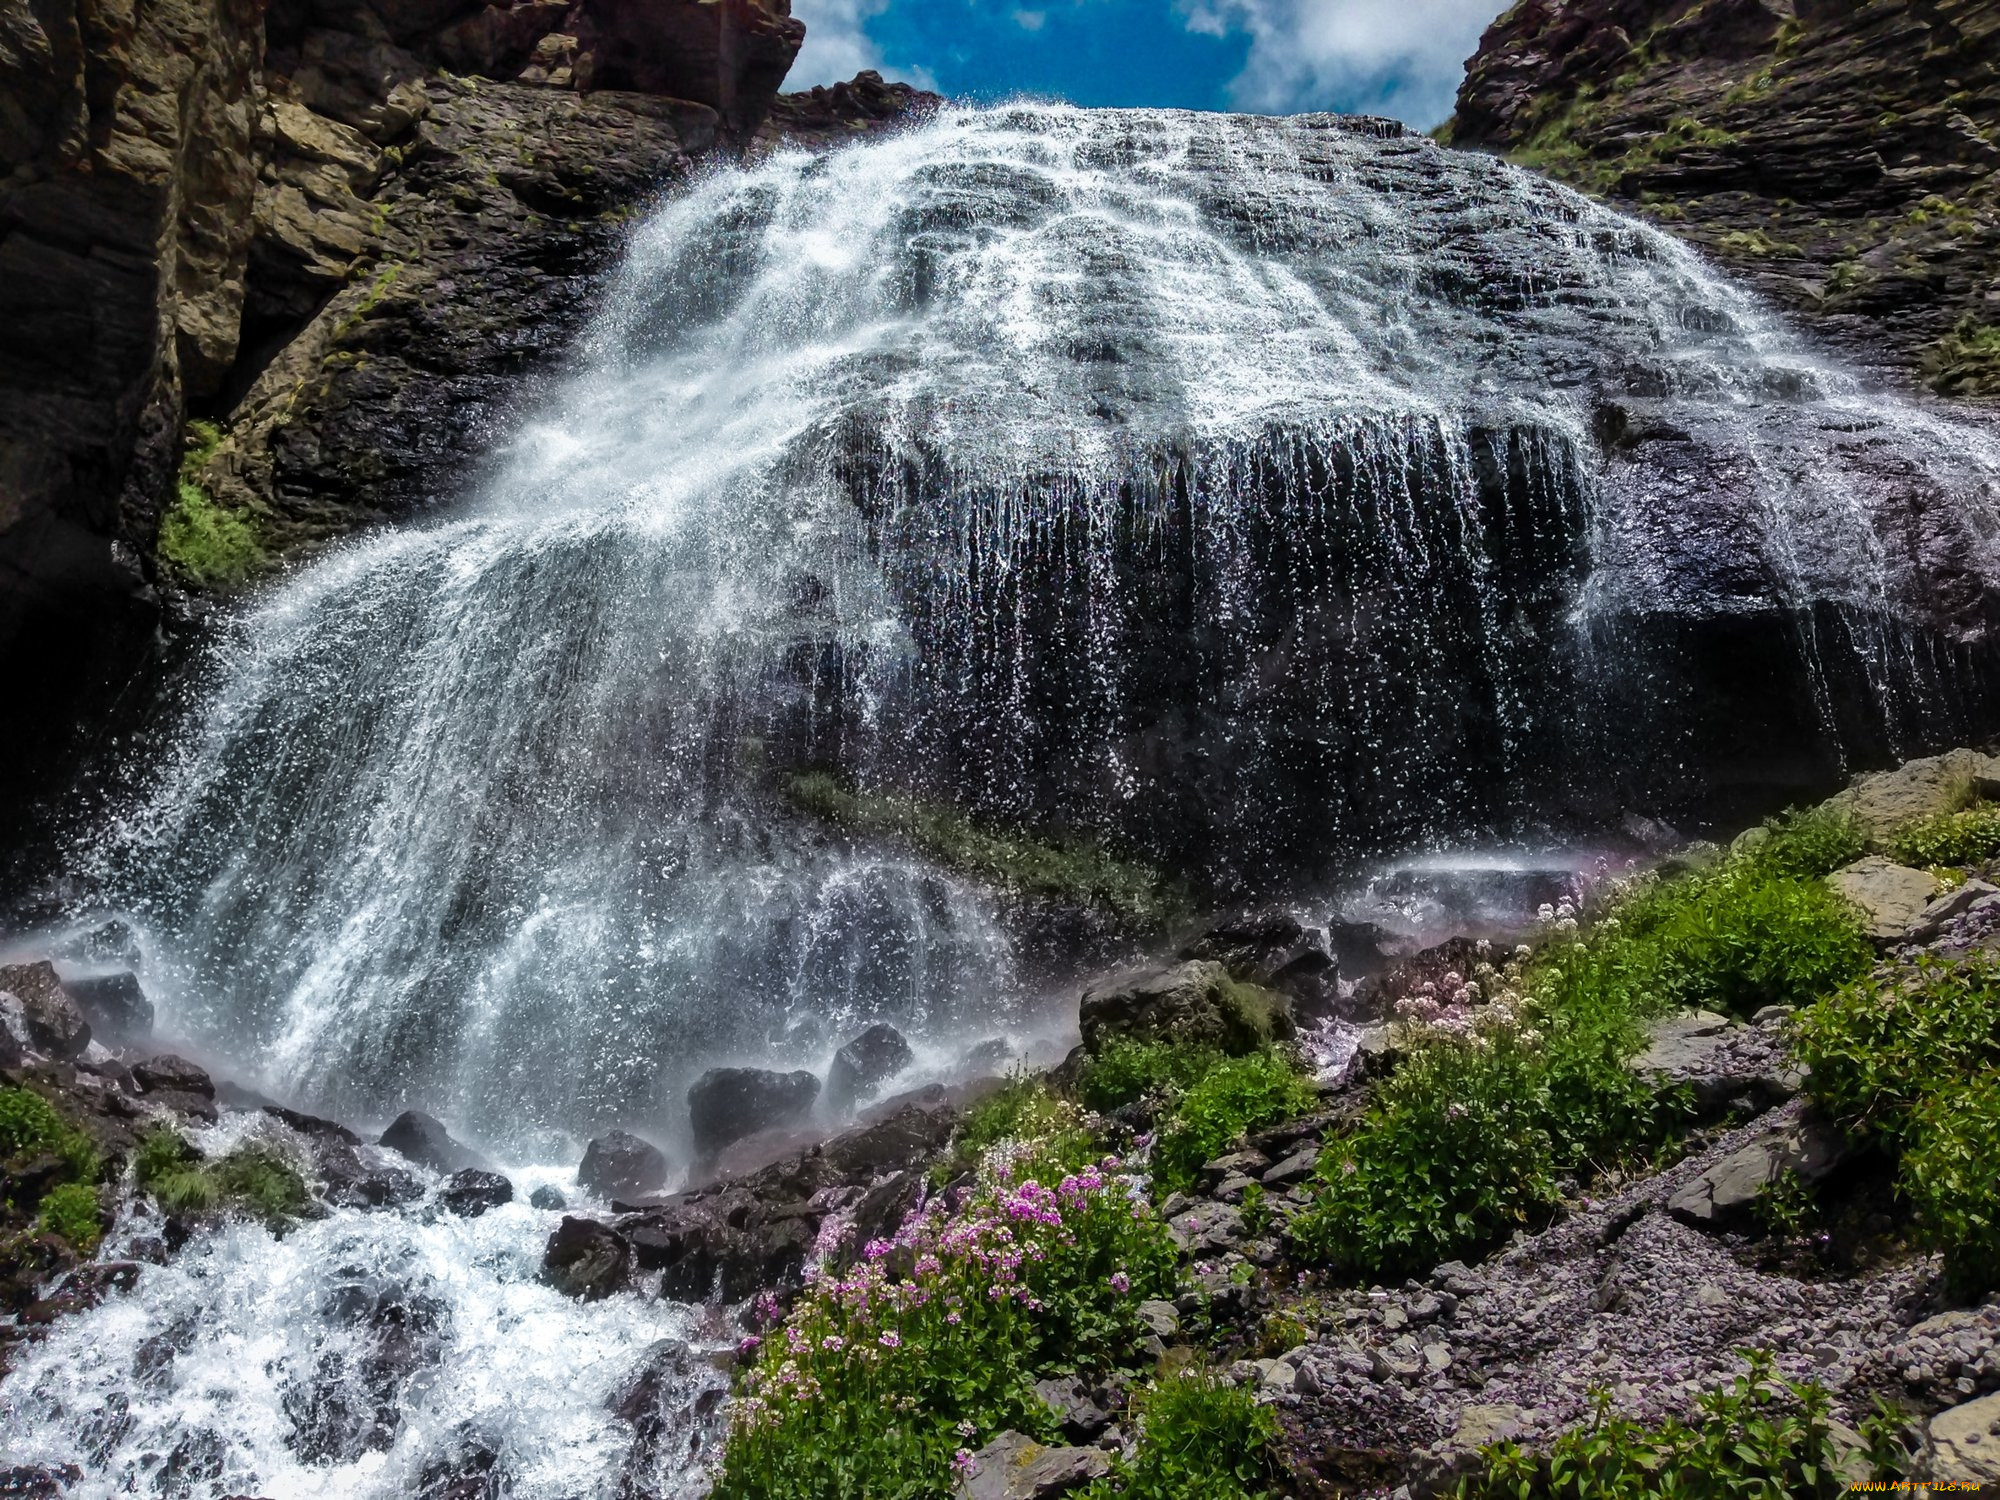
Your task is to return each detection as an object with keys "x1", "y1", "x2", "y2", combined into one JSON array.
[{"x1": 1448, "y1": 0, "x2": 2000, "y2": 392}]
